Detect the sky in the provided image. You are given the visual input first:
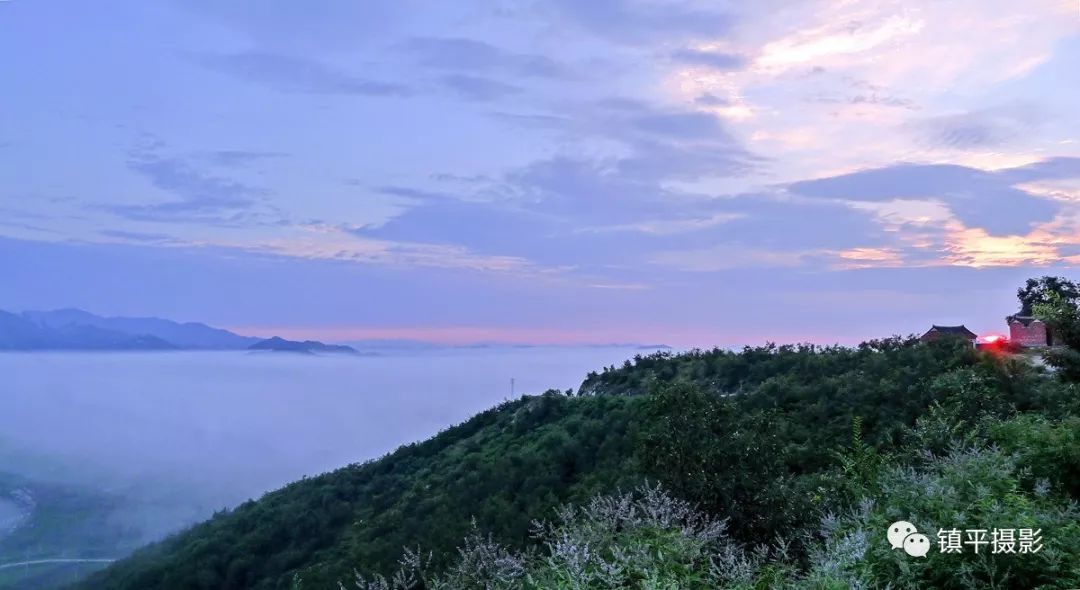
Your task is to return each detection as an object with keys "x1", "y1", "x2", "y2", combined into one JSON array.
[{"x1": 1, "y1": 0, "x2": 1079, "y2": 346}]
